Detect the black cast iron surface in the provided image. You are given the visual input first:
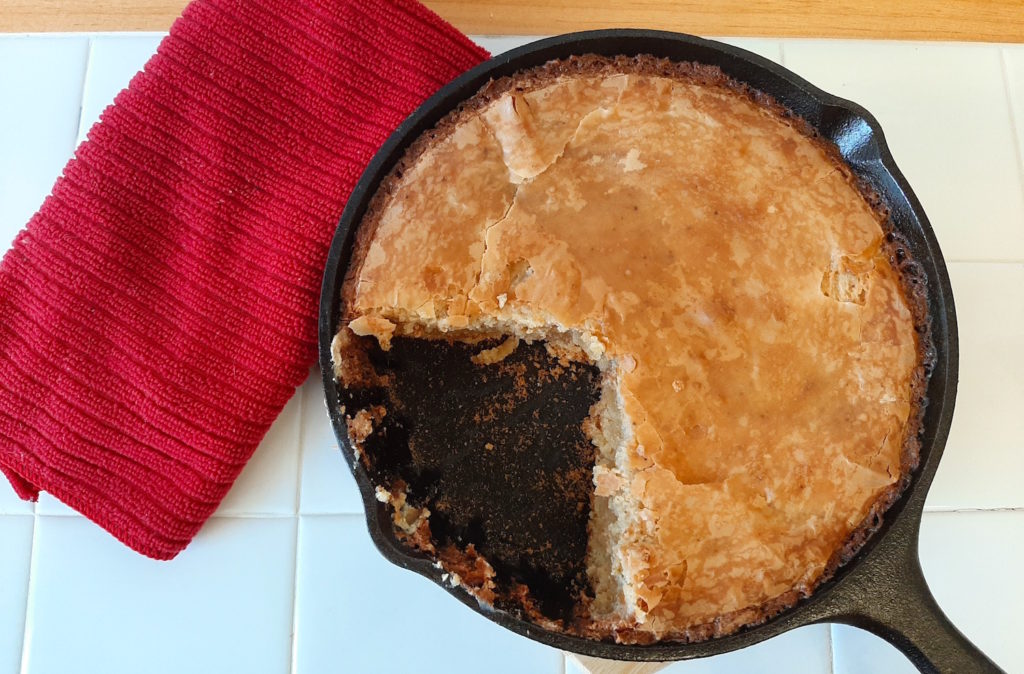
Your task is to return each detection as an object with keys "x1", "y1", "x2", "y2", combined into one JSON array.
[
  {"x1": 350, "y1": 336, "x2": 602, "y2": 624},
  {"x1": 318, "y1": 30, "x2": 1002, "y2": 673}
]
